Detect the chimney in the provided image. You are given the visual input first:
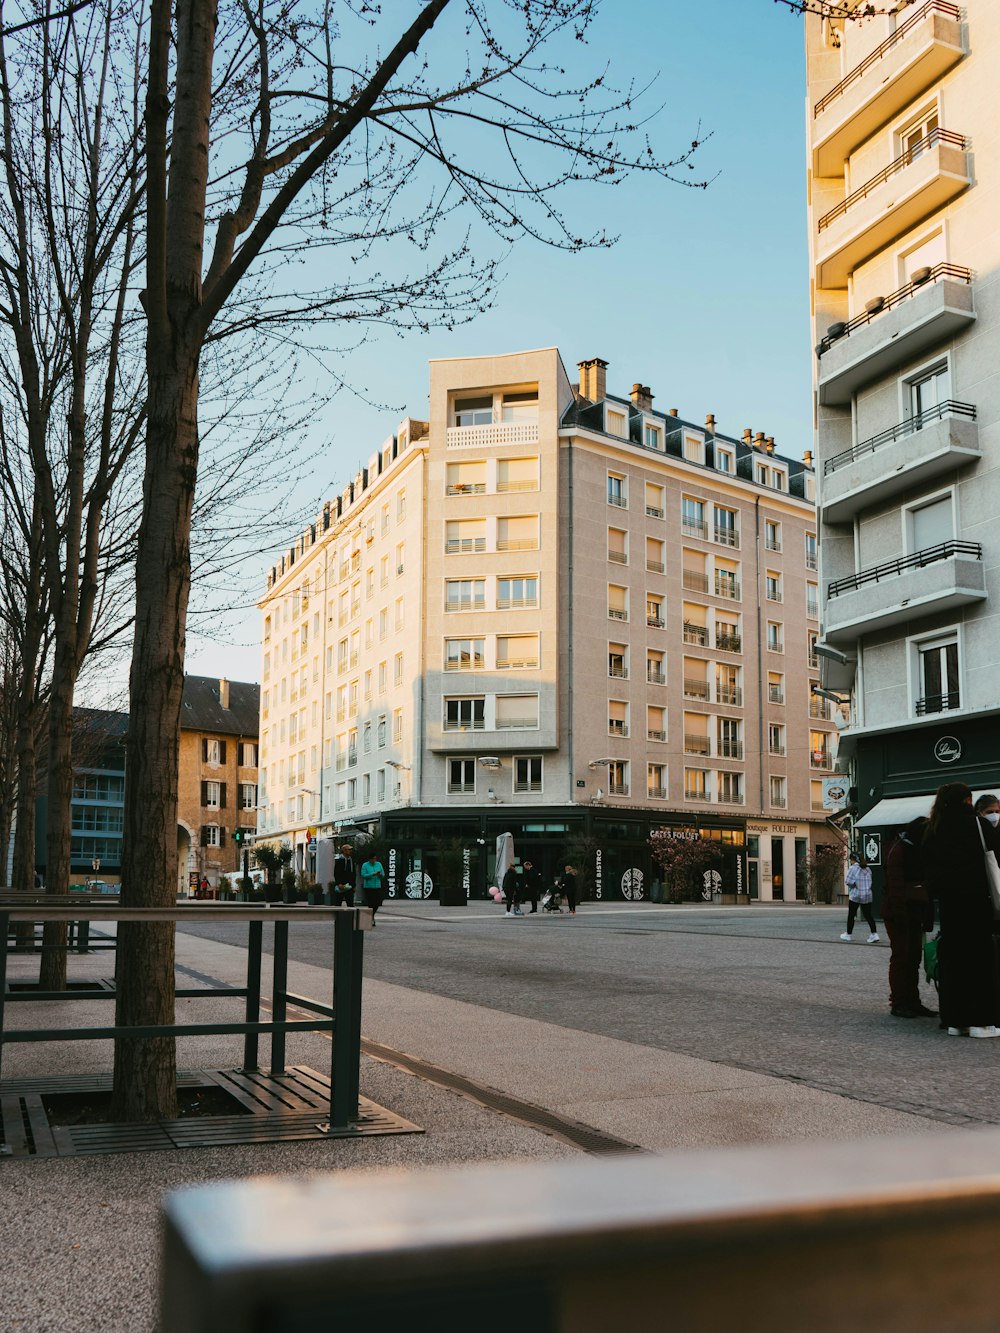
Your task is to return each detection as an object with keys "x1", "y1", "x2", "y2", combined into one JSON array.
[
  {"x1": 764, "y1": 437, "x2": 776, "y2": 455},
  {"x1": 754, "y1": 431, "x2": 766, "y2": 448},
  {"x1": 219, "y1": 678, "x2": 230, "y2": 710},
  {"x1": 705, "y1": 413, "x2": 716, "y2": 433},
  {"x1": 803, "y1": 449, "x2": 814, "y2": 467},
  {"x1": 742, "y1": 428, "x2": 752, "y2": 444},
  {"x1": 577, "y1": 357, "x2": 609, "y2": 404},
  {"x1": 668, "y1": 407, "x2": 679, "y2": 418},
  {"x1": 631, "y1": 383, "x2": 654, "y2": 412}
]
